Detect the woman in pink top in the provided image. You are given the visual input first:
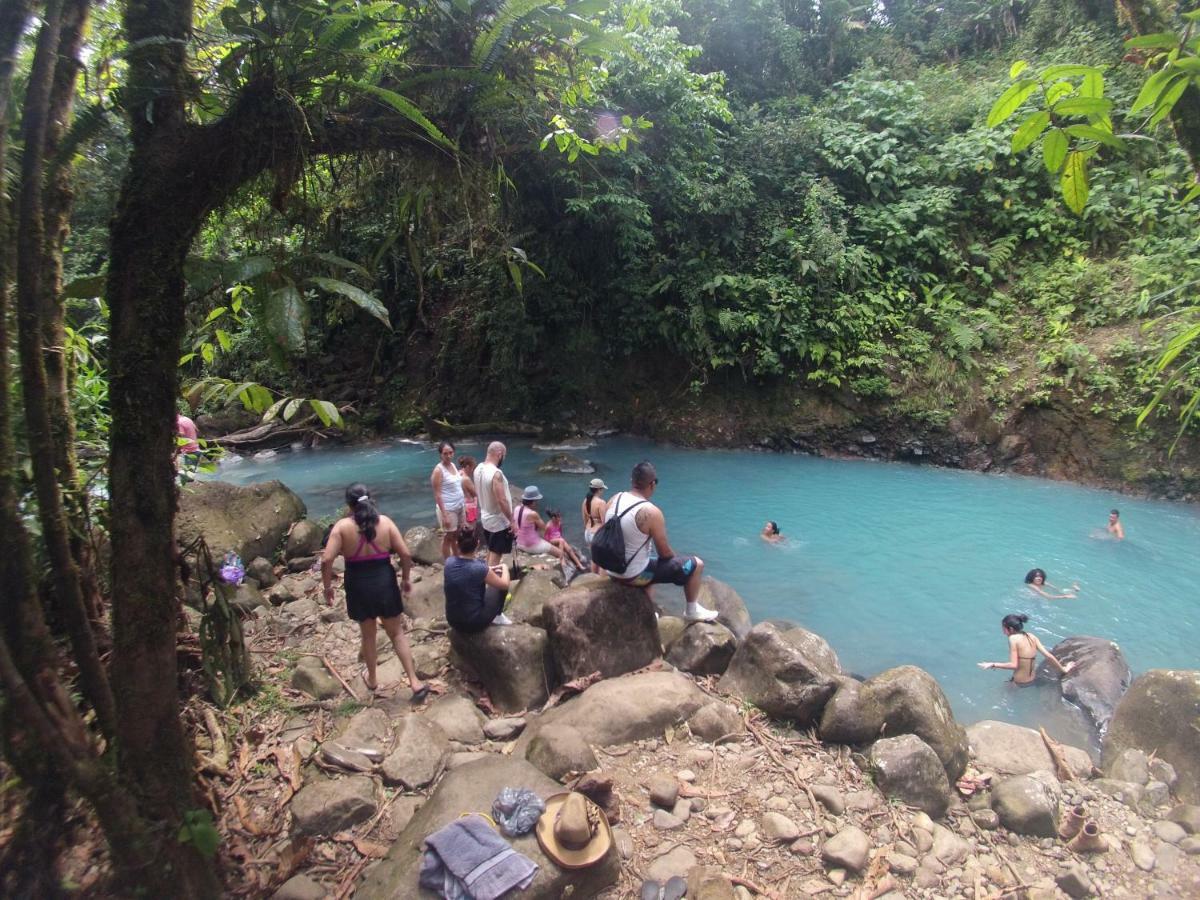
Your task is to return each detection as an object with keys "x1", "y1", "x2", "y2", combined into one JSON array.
[
  {"x1": 514, "y1": 488, "x2": 583, "y2": 569},
  {"x1": 175, "y1": 412, "x2": 200, "y2": 454}
]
